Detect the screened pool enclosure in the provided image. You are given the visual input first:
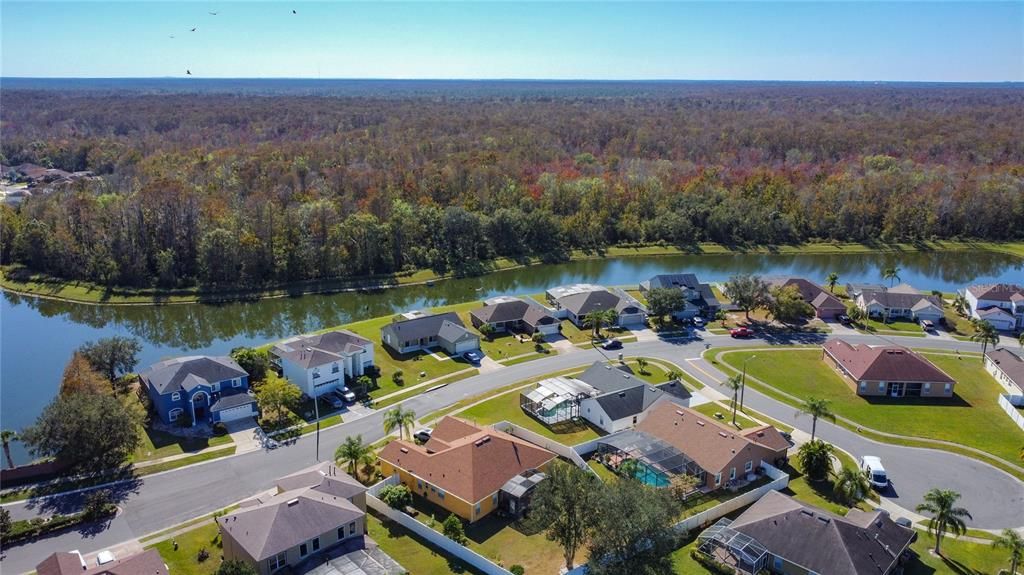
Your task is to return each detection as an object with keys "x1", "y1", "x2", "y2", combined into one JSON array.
[
  {"x1": 697, "y1": 518, "x2": 769, "y2": 574},
  {"x1": 593, "y1": 430, "x2": 706, "y2": 488}
]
